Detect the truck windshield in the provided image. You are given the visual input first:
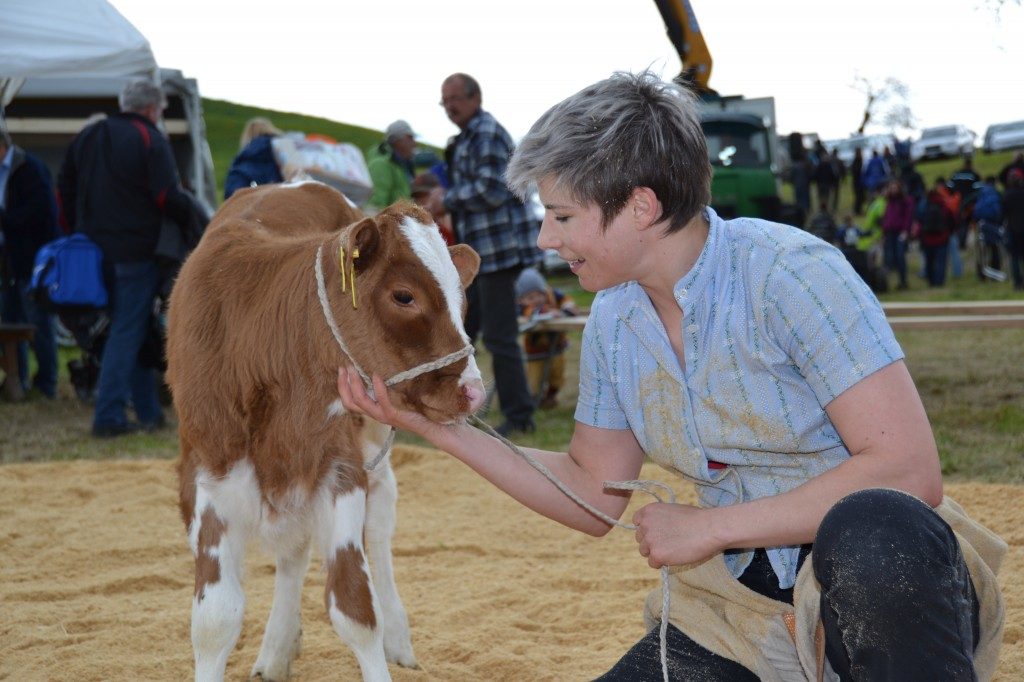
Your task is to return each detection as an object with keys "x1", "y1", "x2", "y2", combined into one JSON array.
[{"x1": 703, "y1": 121, "x2": 769, "y2": 168}]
